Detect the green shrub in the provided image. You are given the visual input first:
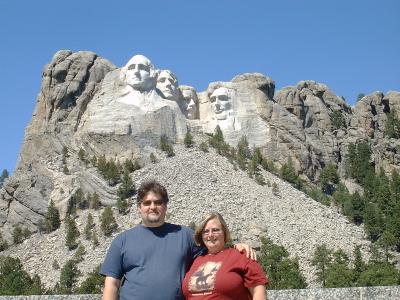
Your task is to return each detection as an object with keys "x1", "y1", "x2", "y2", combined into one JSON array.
[
  {"x1": 160, "y1": 135, "x2": 175, "y2": 157},
  {"x1": 184, "y1": 132, "x2": 194, "y2": 147},
  {"x1": 199, "y1": 141, "x2": 209, "y2": 152},
  {"x1": 100, "y1": 207, "x2": 118, "y2": 236}
]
